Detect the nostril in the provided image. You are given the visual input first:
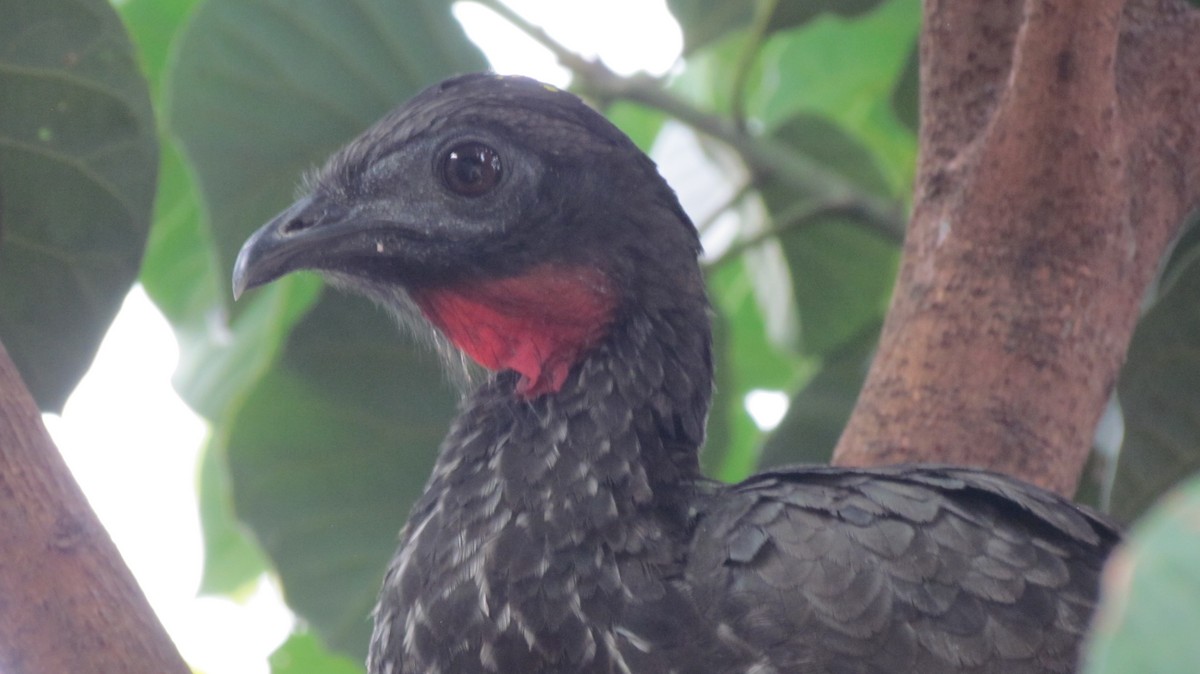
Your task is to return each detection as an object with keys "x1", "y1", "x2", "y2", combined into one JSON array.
[{"x1": 281, "y1": 216, "x2": 311, "y2": 235}]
